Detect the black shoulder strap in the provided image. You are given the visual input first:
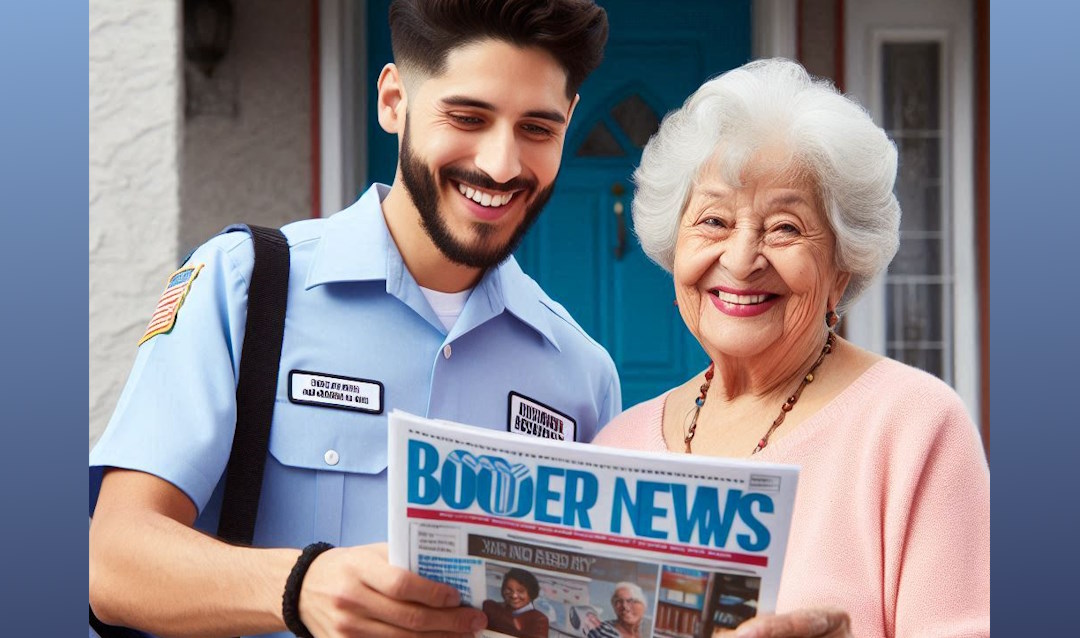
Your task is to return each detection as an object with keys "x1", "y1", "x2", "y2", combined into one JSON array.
[
  {"x1": 91, "y1": 224, "x2": 290, "y2": 637},
  {"x1": 217, "y1": 224, "x2": 291, "y2": 545}
]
